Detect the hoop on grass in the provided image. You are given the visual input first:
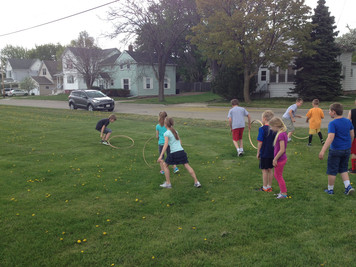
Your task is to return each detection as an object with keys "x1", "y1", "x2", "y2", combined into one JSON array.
[
  {"x1": 292, "y1": 134, "x2": 309, "y2": 140},
  {"x1": 107, "y1": 135, "x2": 135, "y2": 149},
  {"x1": 248, "y1": 119, "x2": 263, "y2": 150},
  {"x1": 143, "y1": 136, "x2": 155, "y2": 168}
]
